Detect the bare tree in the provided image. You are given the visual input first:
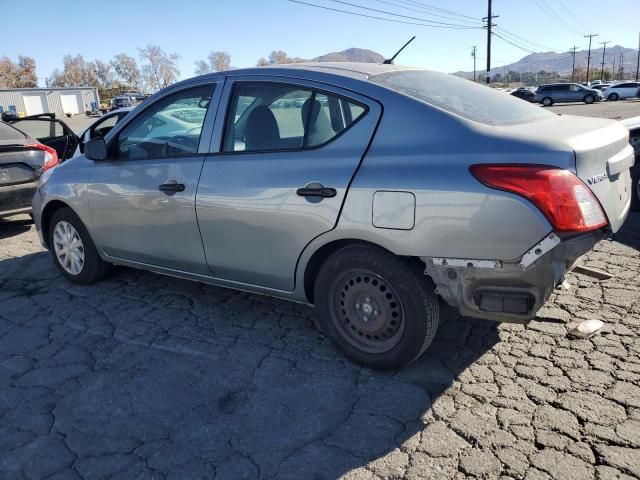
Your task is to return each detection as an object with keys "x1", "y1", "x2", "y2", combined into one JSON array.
[
  {"x1": 269, "y1": 50, "x2": 293, "y2": 65},
  {"x1": 49, "y1": 54, "x2": 89, "y2": 87},
  {"x1": 91, "y1": 60, "x2": 114, "y2": 89},
  {"x1": 0, "y1": 55, "x2": 38, "y2": 88},
  {"x1": 139, "y1": 44, "x2": 180, "y2": 92},
  {"x1": 195, "y1": 51, "x2": 231, "y2": 75},
  {"x1": 256, "y1": 57, "x2": 269, "y2": 67},
  {"x1": 15, "y1": 56, "x2": 37, "y2": 87},
  {"x1": 111, "y1": 53, "x2": 141, "y2": 89}
]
